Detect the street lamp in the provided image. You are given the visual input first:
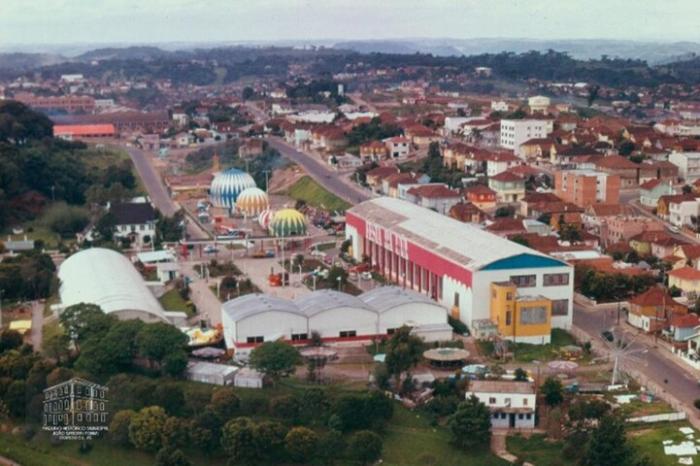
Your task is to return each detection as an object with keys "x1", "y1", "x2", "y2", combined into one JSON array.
[{"x1": 337, "y1": 276, "x2": 342, "y2": 291}]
